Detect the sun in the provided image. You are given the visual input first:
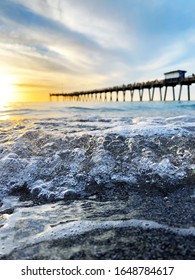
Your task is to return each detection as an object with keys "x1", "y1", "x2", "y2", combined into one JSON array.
[{"x1": 0, "y1": 74, "x2": 17, "y2": 105}]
